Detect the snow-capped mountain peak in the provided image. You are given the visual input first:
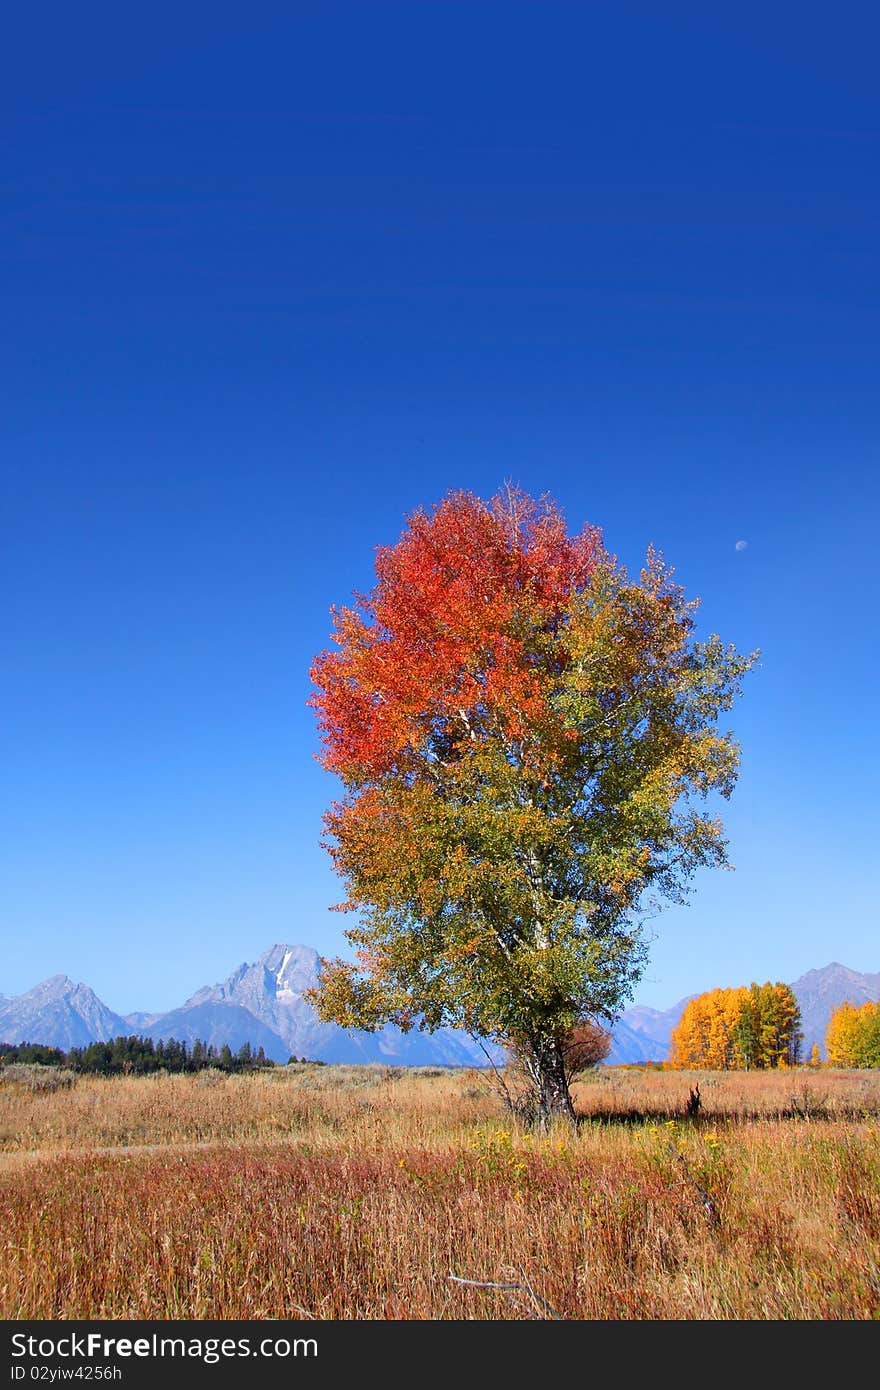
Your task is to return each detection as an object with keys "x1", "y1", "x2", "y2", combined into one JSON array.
[
  {"x1": 258, "y1": 943, "x2": 321, "y2": 998},
  {"x1": 174, "y1": 943, "x2": 488, "y2": 1065}
]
